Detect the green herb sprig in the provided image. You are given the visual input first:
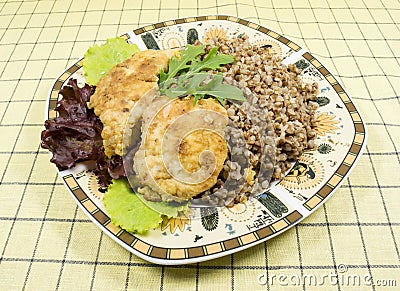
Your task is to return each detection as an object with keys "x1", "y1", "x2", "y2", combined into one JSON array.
[{"x1": 159, "y1": 44, "x2": 246, "y2": 105}]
